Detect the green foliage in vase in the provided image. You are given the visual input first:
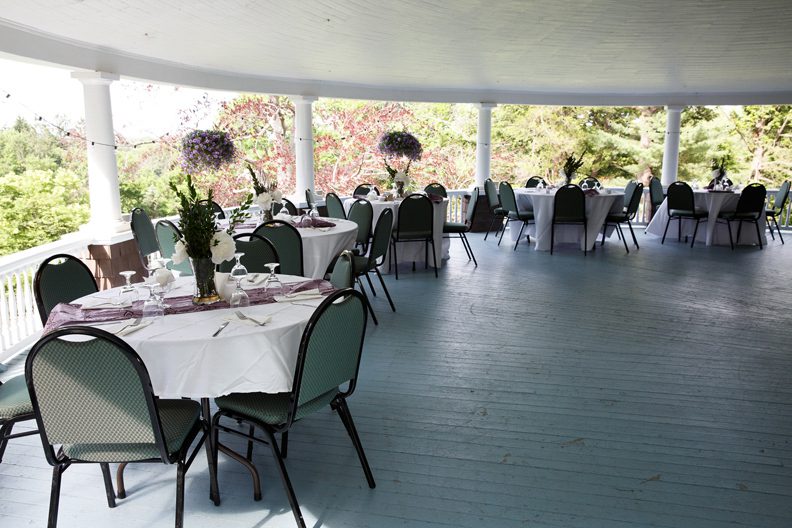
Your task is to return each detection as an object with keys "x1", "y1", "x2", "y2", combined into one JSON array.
[{"x1": 562, "y1": 150, "x2": 587, "y2": 180}]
